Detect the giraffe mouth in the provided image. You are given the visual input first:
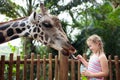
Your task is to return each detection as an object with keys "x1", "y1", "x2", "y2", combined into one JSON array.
[{"x1": 61, "y1": 46, "x2": 76, "y2": 56}]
